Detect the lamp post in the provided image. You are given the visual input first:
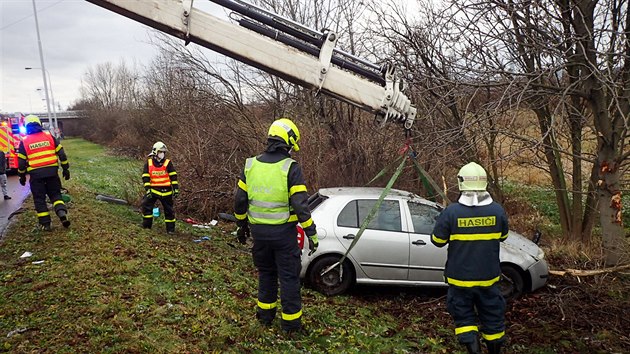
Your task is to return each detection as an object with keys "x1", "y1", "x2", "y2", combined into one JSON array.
[
  {"x1": 30, "y1": 0, "x2": 57, "y2": 136},
  {"x1": 27, "y1": 67, "x2": 59, "y2": 132}
]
